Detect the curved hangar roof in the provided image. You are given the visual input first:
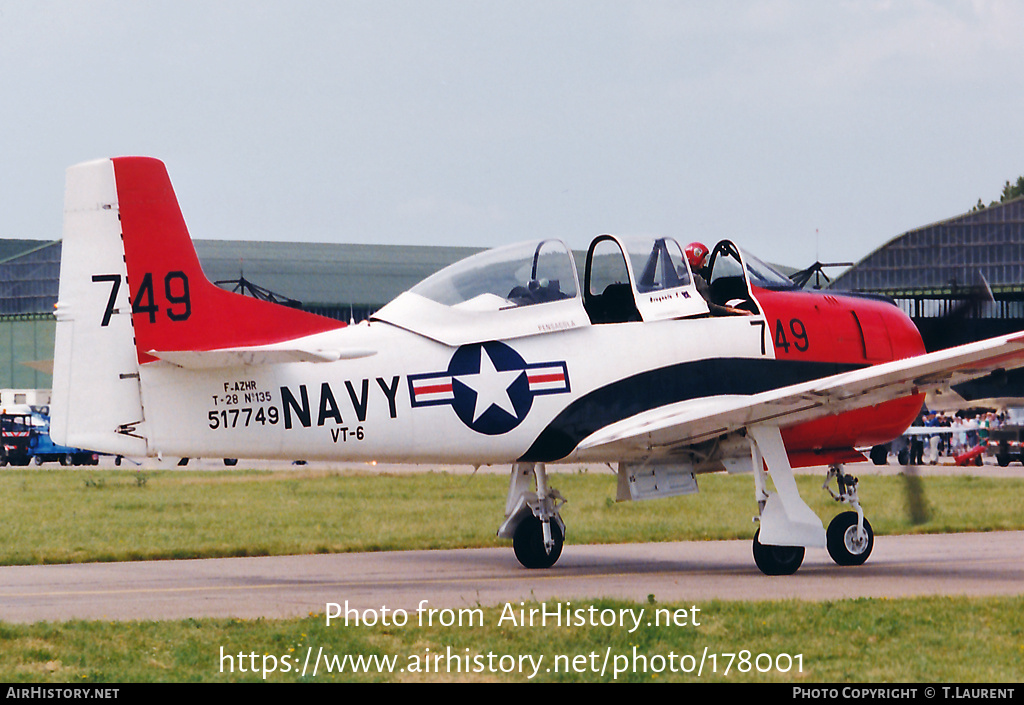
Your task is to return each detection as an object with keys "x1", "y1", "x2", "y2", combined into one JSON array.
[{"x1": 830, "y1": 196, "x2": 1024, "y2": 295}]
